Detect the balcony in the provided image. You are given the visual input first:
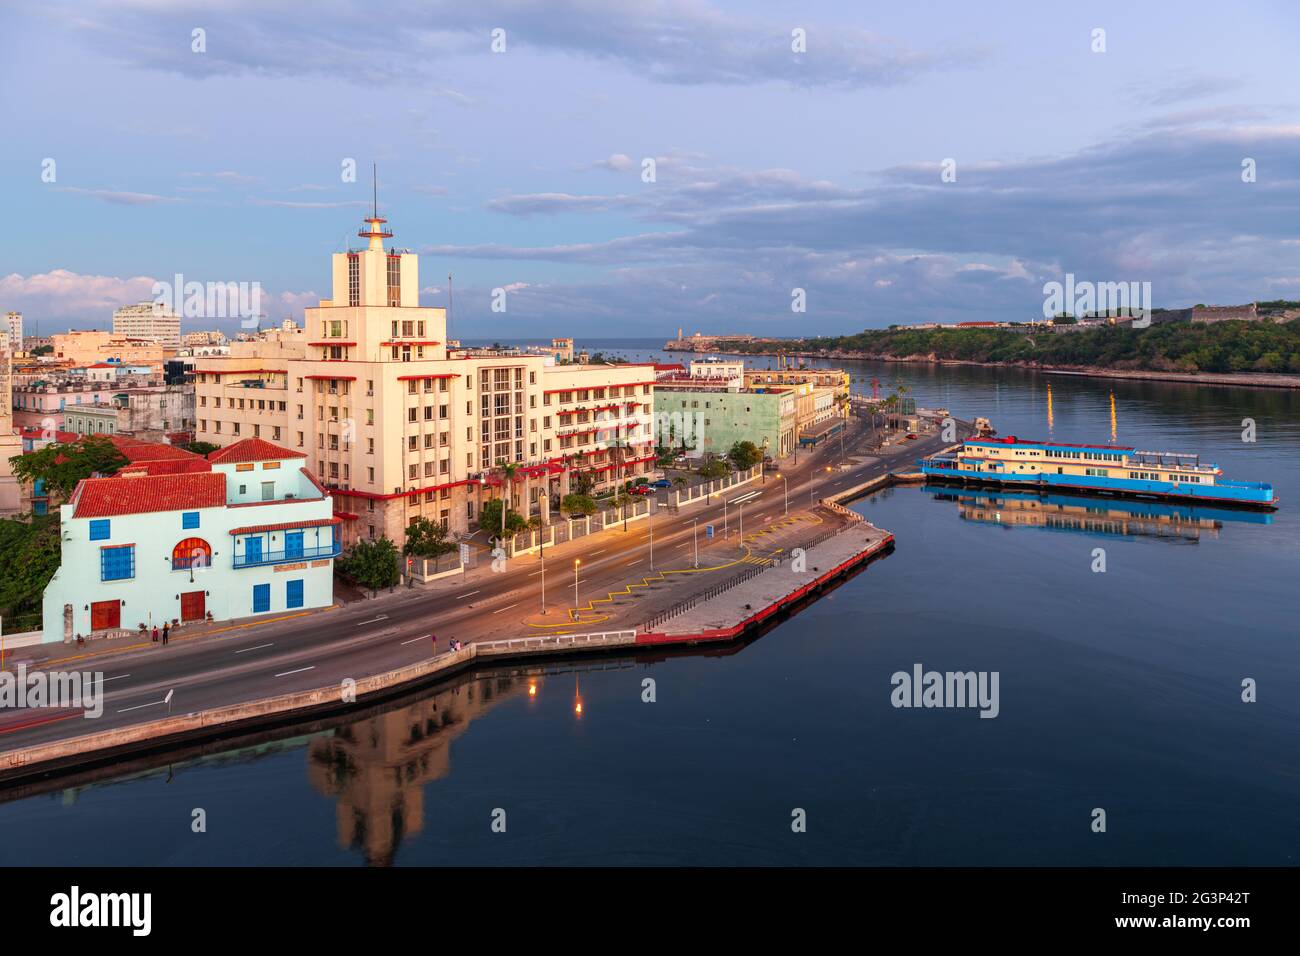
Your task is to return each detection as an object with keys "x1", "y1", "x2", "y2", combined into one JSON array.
[{"x1": 233, "y1": 542, "x2": 341, "y2": 569}]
